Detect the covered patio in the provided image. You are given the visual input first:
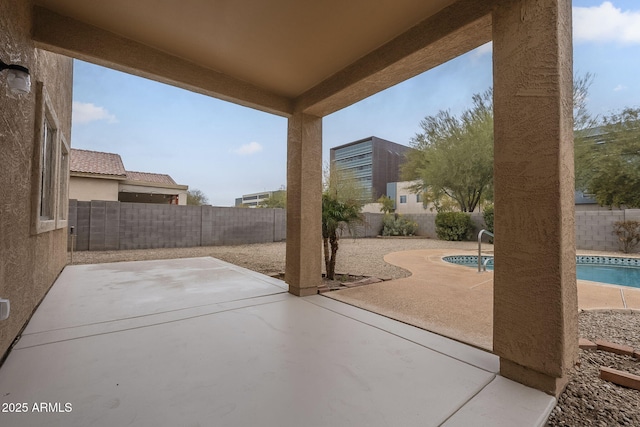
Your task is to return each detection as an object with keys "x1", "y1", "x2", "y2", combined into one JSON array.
[
  {"x1": 0, "y1": 258, "x2": 554, "y2": 426},
  {"x1": 2, "y1": 1, "x2": 576, "y2": 420}
]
